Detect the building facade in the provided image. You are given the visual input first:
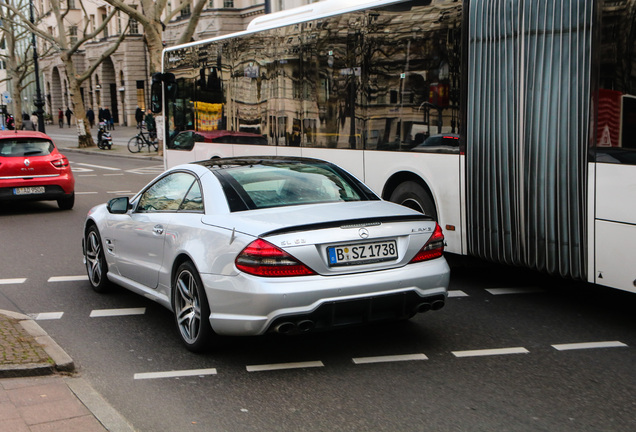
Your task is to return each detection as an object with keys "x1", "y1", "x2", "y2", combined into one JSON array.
[{"x1": 36, "y1": 0, "x2": 266, "y2": 127}]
